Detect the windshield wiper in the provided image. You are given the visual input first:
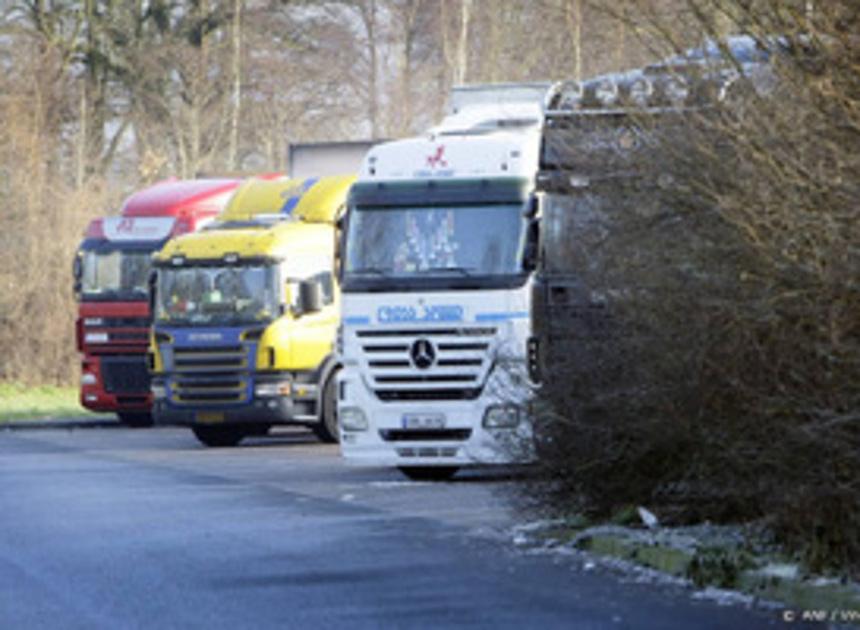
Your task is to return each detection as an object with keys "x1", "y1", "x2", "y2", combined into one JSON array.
[
  {"x1": 419, "y1": 266, "x2": 476, "y2": 276},
  {"x1": 350, "y1": 266, "x2": 392, "y2": 277}
]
